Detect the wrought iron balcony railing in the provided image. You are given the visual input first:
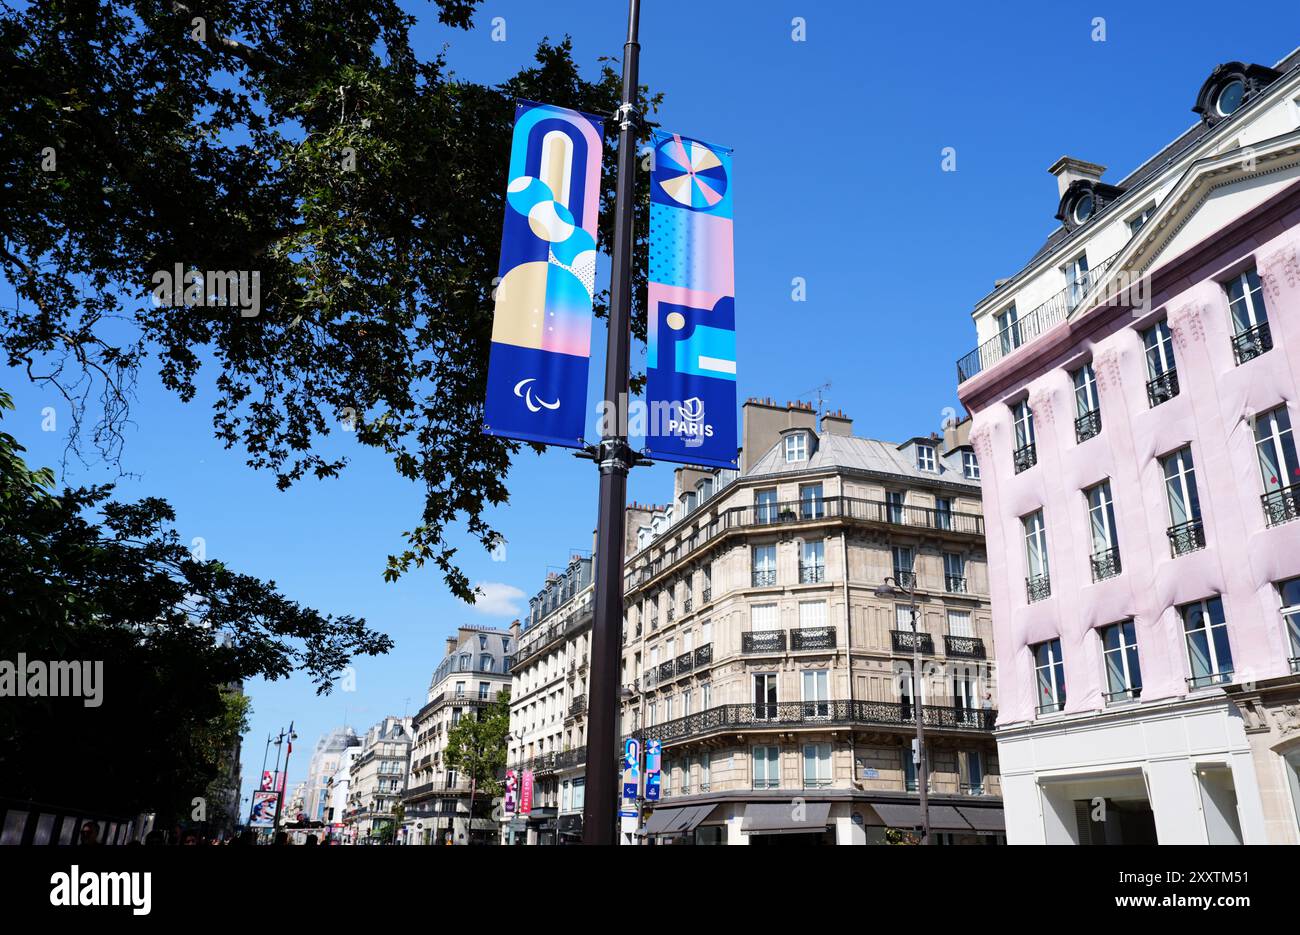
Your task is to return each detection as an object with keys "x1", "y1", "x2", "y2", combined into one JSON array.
[
  {"x1": 675, "y1": 651, "x2": 694, "y2": 676},
  {"x1": 666, "y1": 606, "x2": 675, "y2": 622},
  {"x1": 1187, "y1": 670, "x2": 1233, "y2": 690},
  {"x1": 656, "y1": 661, "x2": 675, "y2": 683},
  {"x1": 945, "y1": 575, "x2": 967, "y2": 593},
  {"x1": 1231, "y1": 320, "x2": 1272, "y2": 365},
  {"x1": 943, "y1": 634, "x2": 985, "y2": 659},
  {"x1": 630, "y1": 700, "x2": 997, "y2": 748},
  {"x1": 890, "y1": 629, "x2": 934, "y2": 654},
  {"x1": 1075, "y1": 408, "x2": 1101, "y2": 443},
  {"x1": 568, "y1": 694, "x2": 587, "y2": 718},
  {"x1": 1290, "y1": 656, "x2": 1300, "y2": 675},
  {"x1": 1167, "y1": 518, "x2": 1206, "y2": 557},
  {"x1": 683, "y1": 596, "x2": 693, "y2": 614},
  {"x1": 1262, "y1": 484, "x2": 1300, "y2": 527},
  {"x1": 799, "y1": 563, "x2": 826, "y2": 584},
  {"x1": 1104, "y1": 687, "x2": 1141, "y2": 704},
  {"x1": 751, "y1": 569, "x2": 777, "y2": 587},
  {"x1": 1026, "y1": 573, "x2": 1052, "y2": 602},
  {"x1": 955, "y1": 251, "x2": 1121, "y2": 383},
  {"x1": 790, "y1": 626, "x2": 837, "y2": 651},
  {"x1": 1036, "y1": 698, "x2": 1065, "y2": 715},
  {"x1": 701, "y1": 586, "x2": 712, "y2": 603},
  {"x1": 893, "y1": 570, "x2": 917, "y2": 589},
  {"x1": 1090, "y1": 546, "x2": 1122, "y2": 582},
  {"x1": 694, "y1": 643, "x2": 713, "y2": 667},
  {"x1": 741, "y1": 630, "x2": 787, "y2": 654},
  {"x1": 1013, "y1": 442, "x2": 1037, "y2": 474},
  {"x1": 1146, "y1": 369, "x2": 1179, "y2": 408}
]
